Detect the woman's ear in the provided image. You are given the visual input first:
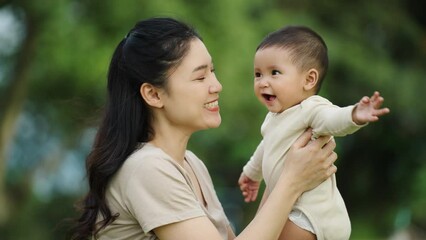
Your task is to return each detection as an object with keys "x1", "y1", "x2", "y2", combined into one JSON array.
[
  {"x1": 140, "y1": 83, "x2": 164, "y2": 108},
  {"x1": 304, "y1": 68, "x2": 319, "y2": 91}
]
